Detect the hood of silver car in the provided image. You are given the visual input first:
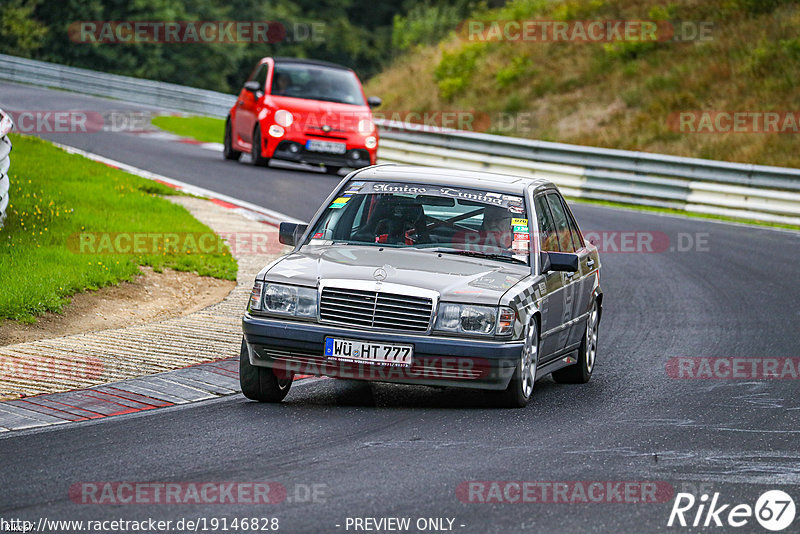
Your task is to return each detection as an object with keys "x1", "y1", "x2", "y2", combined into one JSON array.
[{"x1": 260, "y1": 245, "x2": 530, "y2": 305}]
